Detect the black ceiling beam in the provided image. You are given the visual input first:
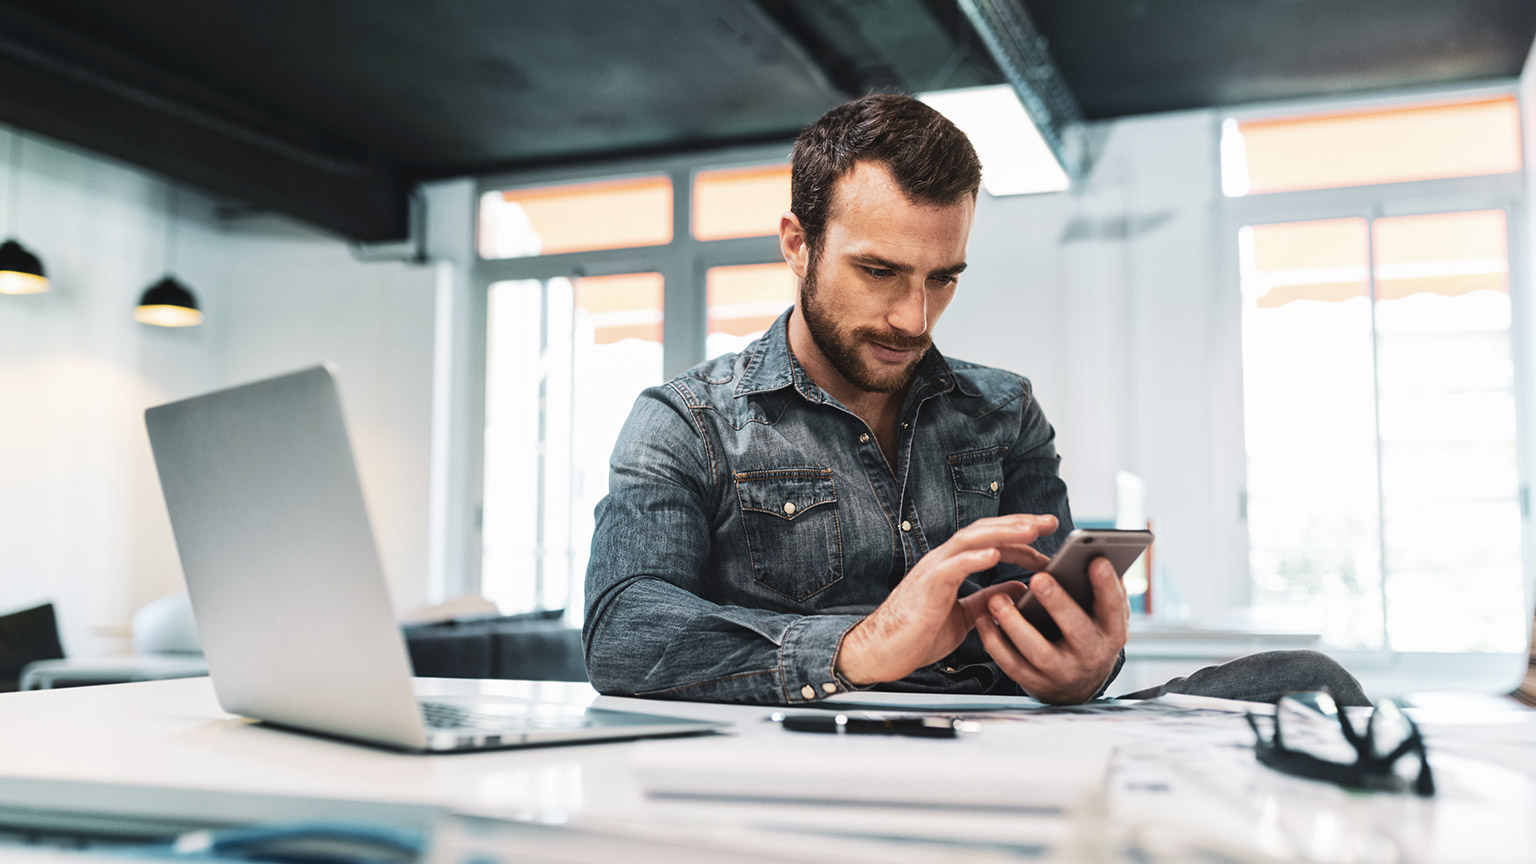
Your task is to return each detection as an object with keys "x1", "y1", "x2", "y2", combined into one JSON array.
[
  {"x1": 959, "y1": 0, "x2": 1089, "y2": 179},
  {"x1": 0, "y1": 4, "x2": 408, "y2": 243},
  {"x1": 749, "y1": 0, "x2": 1005, "y2": 99}
]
